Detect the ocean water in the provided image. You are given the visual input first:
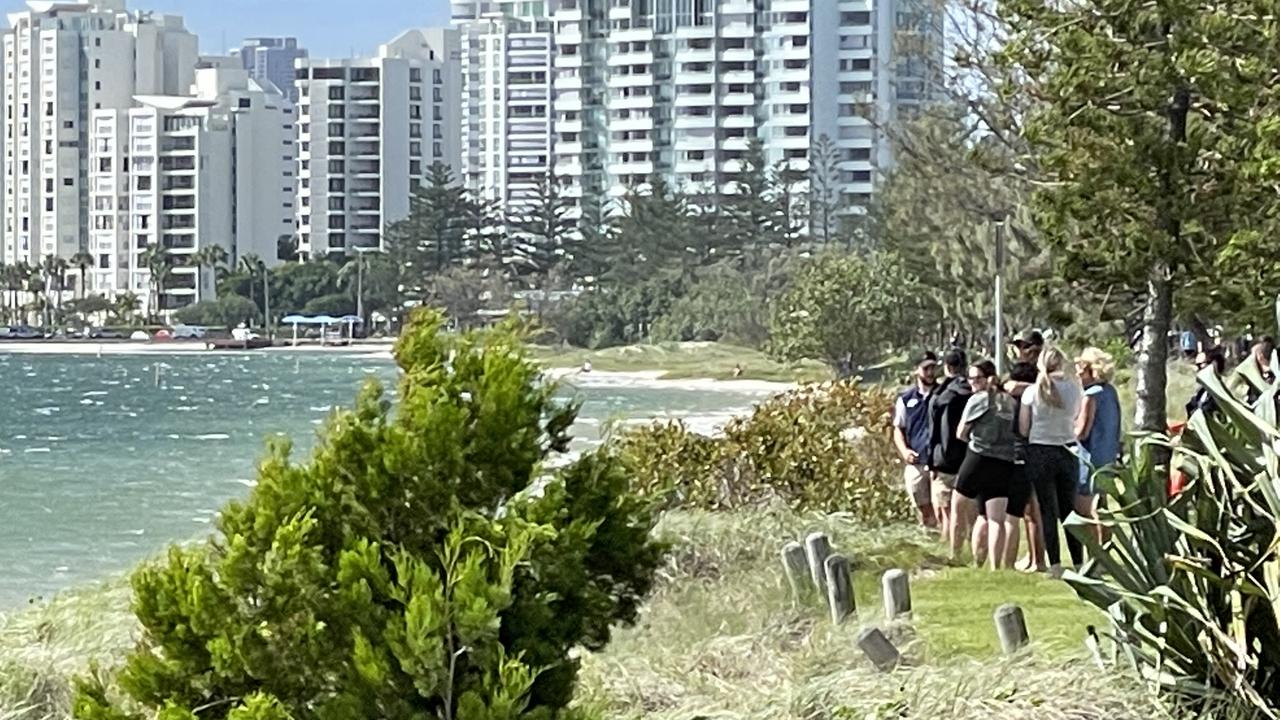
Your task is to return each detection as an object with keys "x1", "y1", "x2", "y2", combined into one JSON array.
[{"x1": 0, "y1": 351, "x2": 777, "y2": 607}]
